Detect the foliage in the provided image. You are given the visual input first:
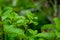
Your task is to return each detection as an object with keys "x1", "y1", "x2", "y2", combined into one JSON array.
[
  {"x1": 0, "y1": 7, "x2": 60, "y2": 40},
  {"x1": 0, "y1": 0, "x2": 60, "y2": 40}
]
